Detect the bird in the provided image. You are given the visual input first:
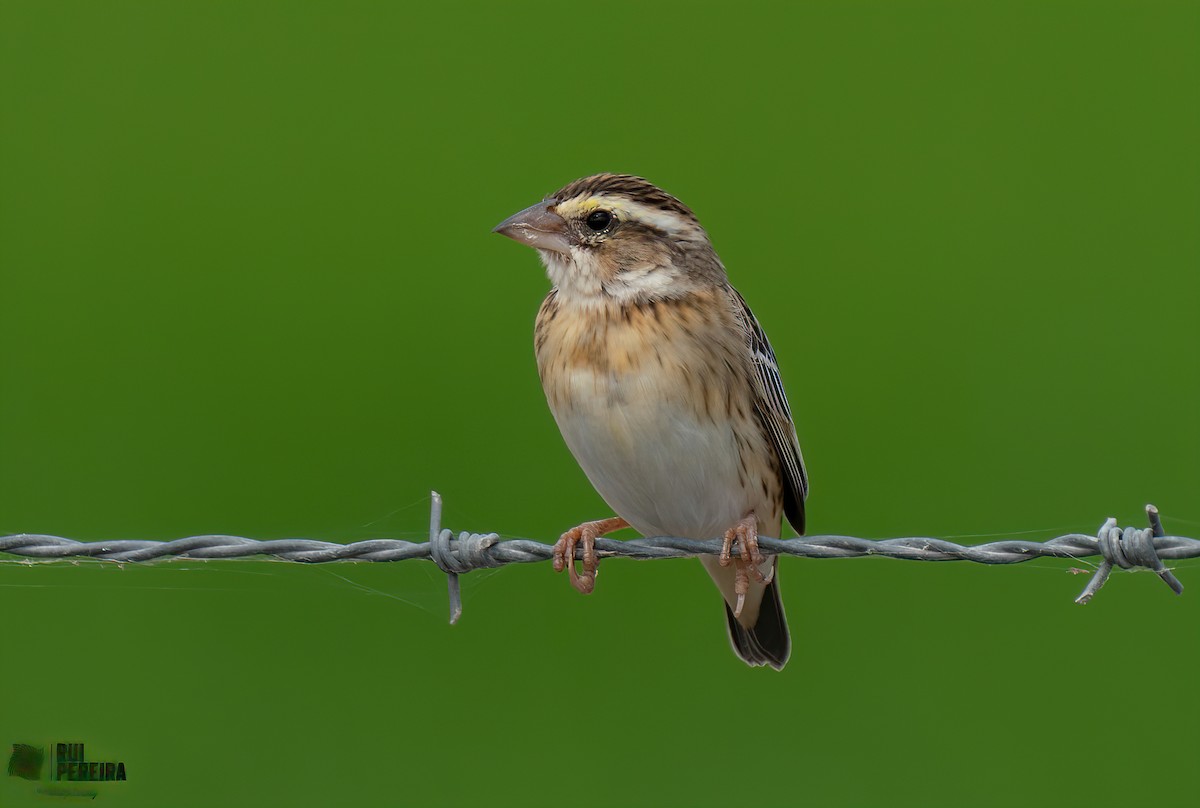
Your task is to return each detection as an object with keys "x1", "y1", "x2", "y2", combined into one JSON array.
[{"x1": 493, "y1": 173, "x2": 807, "y2": 669}]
